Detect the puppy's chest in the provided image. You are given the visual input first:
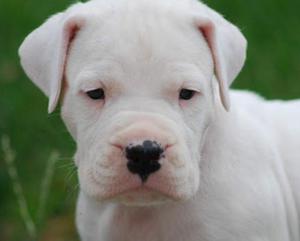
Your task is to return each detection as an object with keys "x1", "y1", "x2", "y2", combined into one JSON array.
[
  {"x1": 98, "y1": 205, "x2": 205, "y2": 241},
  {"x1": 103, "y1": 208, "x2": 167, "y2": 241}
]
